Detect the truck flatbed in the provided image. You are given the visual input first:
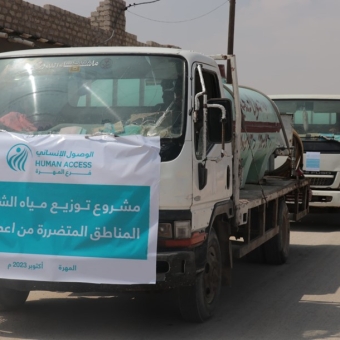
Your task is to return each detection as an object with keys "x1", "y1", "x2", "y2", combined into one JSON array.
[
  {"x1": 232, "y1": 176, "x2": 309, "y2": 259},
  {"x1": 239, "y1": 176, "x2": 309, "y2": 220}
]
